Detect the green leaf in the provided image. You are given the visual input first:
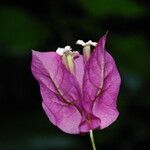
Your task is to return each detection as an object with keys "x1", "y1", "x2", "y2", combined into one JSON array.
[
  {"x1": 78, "y1": 0, "x2": 145, "y2": 17},
  {"x1": 0, "y1": 7, "x2": 49, "y2": 56}
]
